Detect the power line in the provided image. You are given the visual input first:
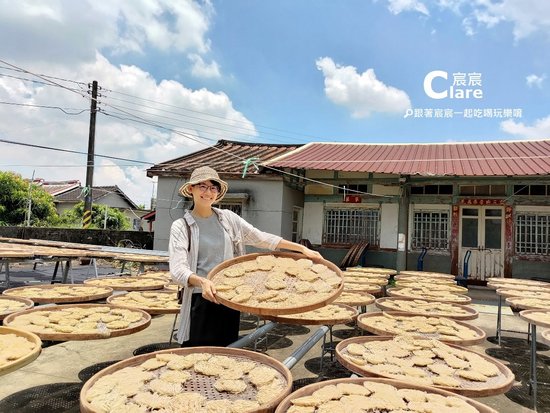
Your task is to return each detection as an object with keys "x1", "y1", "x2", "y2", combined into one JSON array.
[
  {"x1": 0, "y1": 101, "x2": 88, "y2": 115},
  {"x1": 102, "y1": 87, "x2": 320, "y2": 142},
  {"x1": 0, "y1": 138, "x2": 154, "y2": 165}
]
